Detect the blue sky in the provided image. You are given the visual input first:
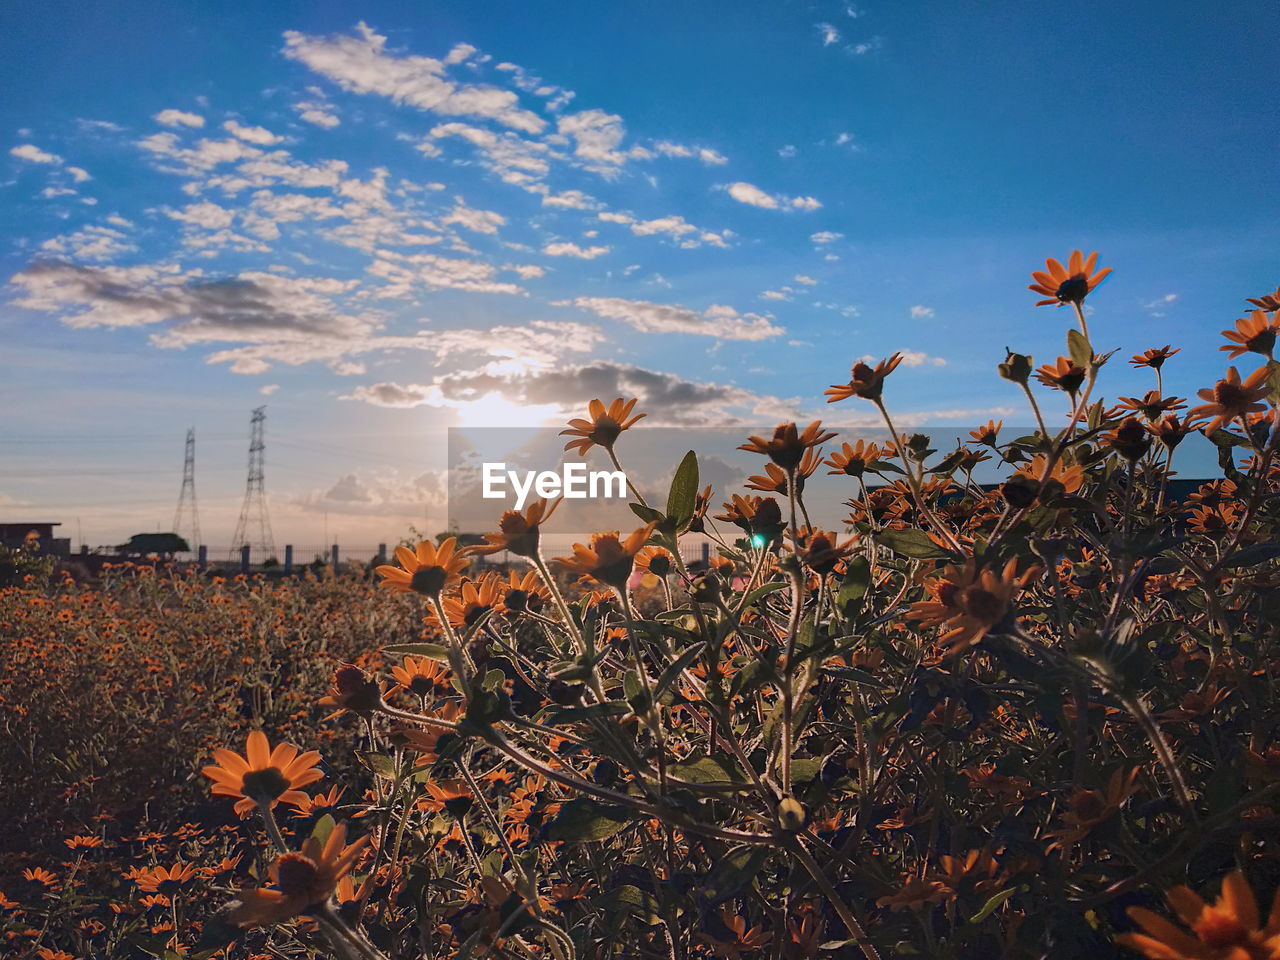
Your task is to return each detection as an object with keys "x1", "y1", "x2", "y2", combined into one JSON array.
[{"x1": 2, "y1": 1, "x2": 1276, "y2": 550}]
